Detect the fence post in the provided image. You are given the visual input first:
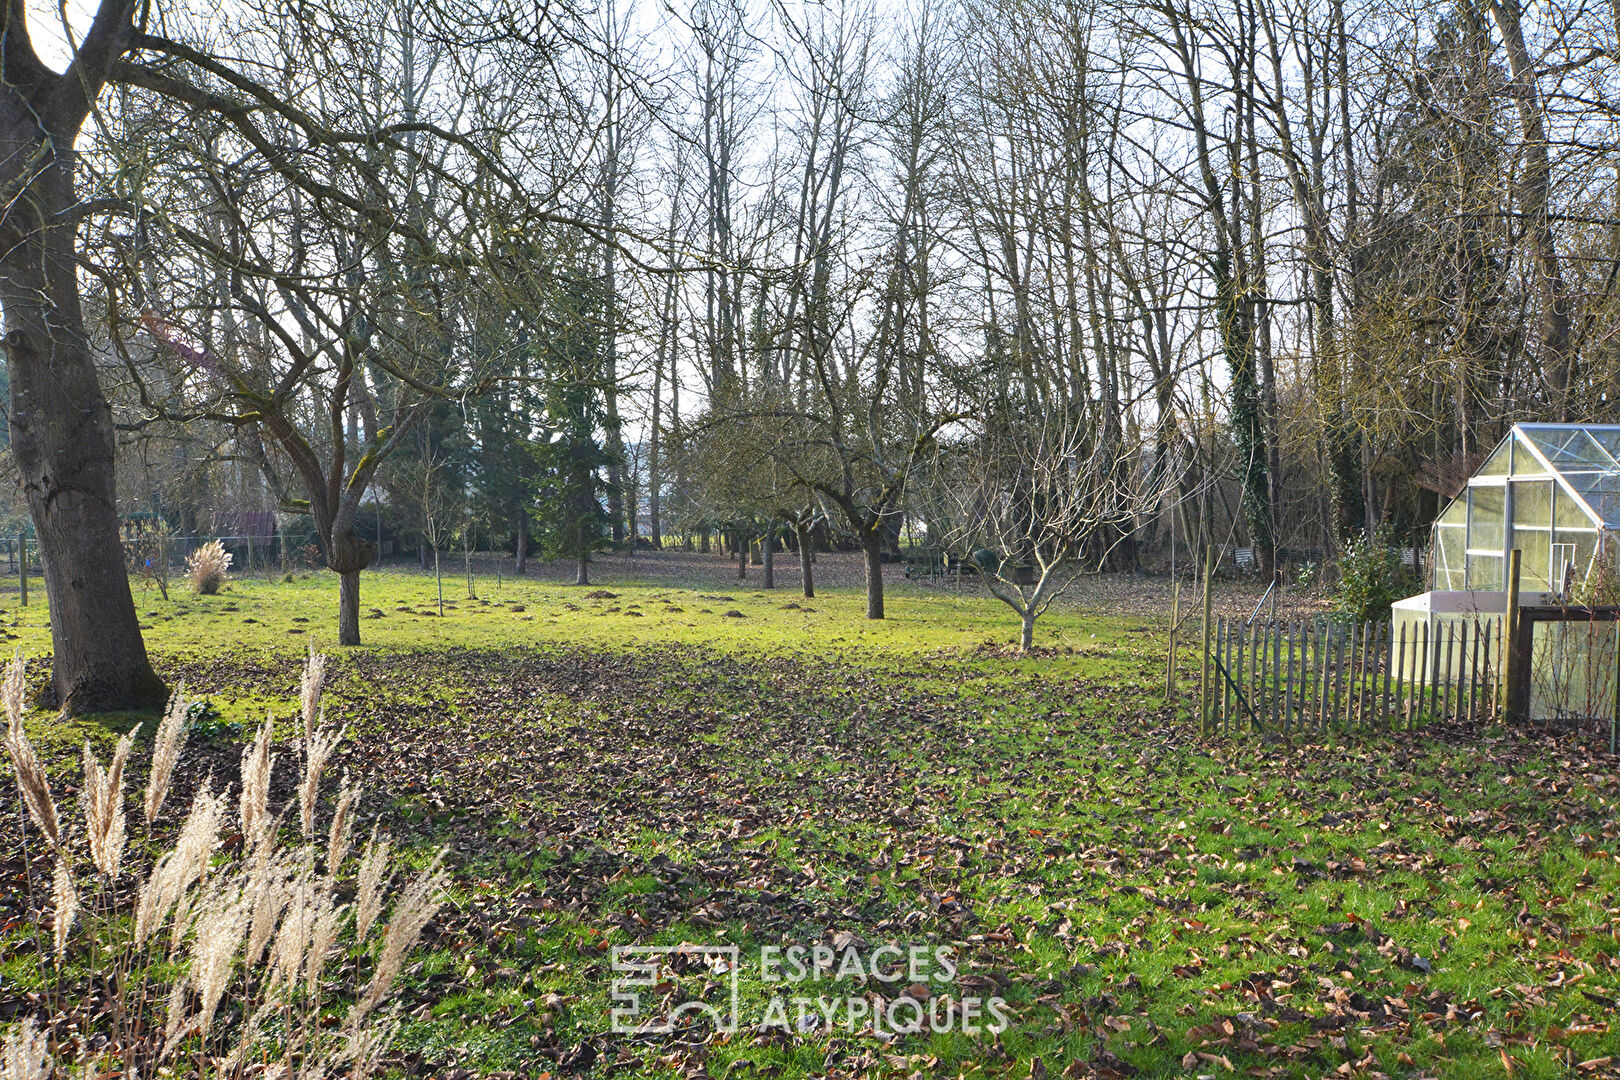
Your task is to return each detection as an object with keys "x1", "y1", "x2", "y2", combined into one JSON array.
[
  {"x1": 1380, "y1": 622, "x2": 1393, "y2": 729},
  {"x1": 1503, "y1": 549, "x2": 1527, "y2": 724},
  {"x1": 1283, "y1": 621, "x2": 1296, "y2": 733},
  {"x1": 1199, "y1": 546, "x2": 1213, "y2": 735},
  {"x1": 1270, "y1": 621, "x2": 1282, "y2": 729},
  {"x1": 1444, "y1": 623, "x2": 1457, "y2": 721},
  {"x1": 17, "y1": 533, "x2": 26, "y2": 607},
  {"x1": 1419, "y1": 625, "x2": 1432, "y2": 725}
]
